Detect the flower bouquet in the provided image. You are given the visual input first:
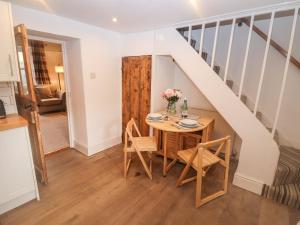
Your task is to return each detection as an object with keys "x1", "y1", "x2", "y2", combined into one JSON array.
[{"x1": 162, "y1": 88, "x2": 182, "y2": 114}]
